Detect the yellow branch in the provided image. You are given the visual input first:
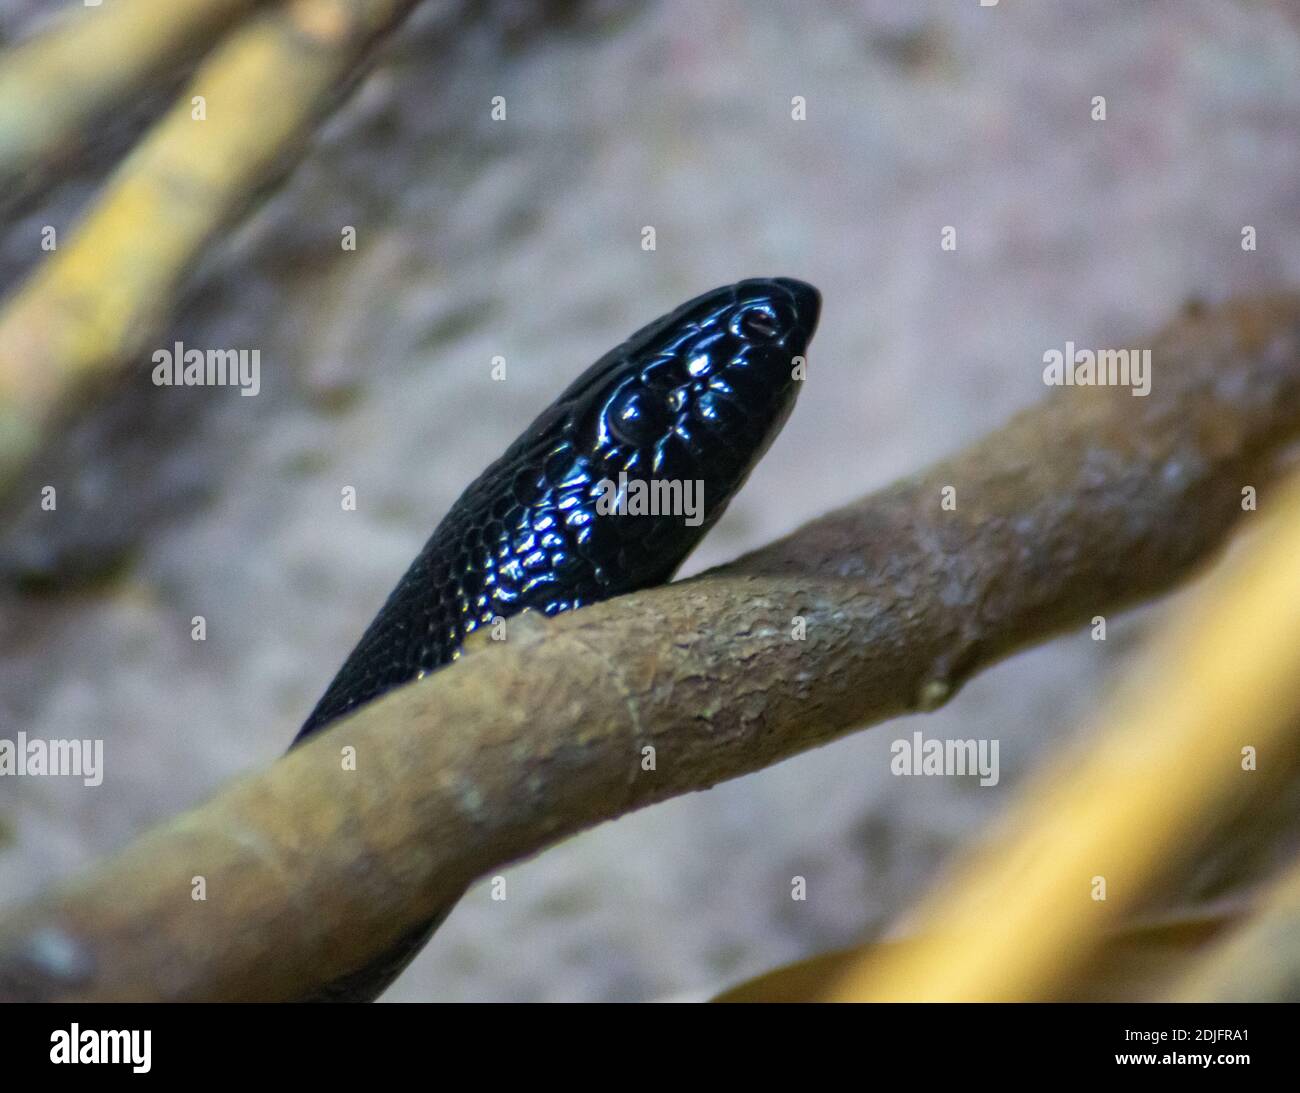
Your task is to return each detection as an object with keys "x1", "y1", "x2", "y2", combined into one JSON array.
[
  {"x1": 1173, "y1": 853, "x2": 1300, "y2": 1001},
  {"x1": 0, "y1": 0, "x2": 262, "y2": 190},
  {"x1": 0, "y1": 0, "x2": 421, "y2": 492}
]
